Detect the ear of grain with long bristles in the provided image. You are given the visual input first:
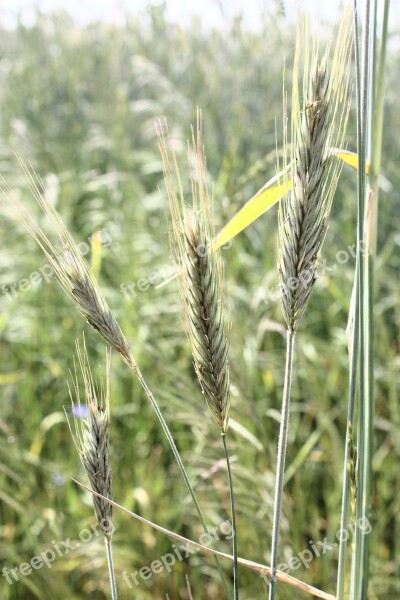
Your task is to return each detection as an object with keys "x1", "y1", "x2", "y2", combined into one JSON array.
[
  {"x1": 278, "y1": 14, "x2": 352, "y2": 331},
  {"x1": 158, "y1": 115, "x2": 230, "y2": 433},
  {"x1": 0, "y1": 160, "x2": 136, "y2": 372},
  {"x1": 66, "y1": 340, "x2": 113, "y2": 539}
]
